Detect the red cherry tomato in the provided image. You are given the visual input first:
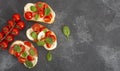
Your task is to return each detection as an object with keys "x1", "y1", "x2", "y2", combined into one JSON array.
[
  {"x1": 38, "y1": 11, "x2": 44, "y2": 18},
  {"x1": 2, "y1": 26, "x2": 9, "y2": 34},
  {"x1": 24, "y1": 12, "x2": 33, "y2": 20},
  {"x1": 24, "y1": 41, "x2": 32, "y2": 47},
  {"x1": 14, "y1": 52, "x2": 21, "y2": 58},
  {"x1": 0, "y1": 41, "x2": 8, "y2": 49},
  {"x1": 27, "y1": 55, "x2": 34, "y2": 61},
  {"x1": 0, "y1": 32, "x2": 4, "y2": 40},
  {"x1": 32, "y1": 23, "x2": 41, "y2": 33},
  {"x1": 9, "y1": 46, "x2": 14, "y2": 55},
  {"x1": 7, "y1": 20, "x2": 15, "y2": 28},
  {"x1": 18, "y1": 57, "x2": 26, "y2": 63},
  {"x1": 46, "y1": 43, "x2": 51, "y2": 48},
  {"x1": 44, "y1": 16, "x2": 51, "y2": 22},
  {"x1": 16, "y1": 21, "x2": 25, "y2": 30},
  {"x1": 20, "y1": 44, "x2": 25, "y2": 53},
  {"x1": 12, "y1": 13, "x2": 21, "y2": 22},
  {"x1": 6, "y1": 35, "x2": 14, "y2": 42},
  {"x1": 49, "y1": 35, "x2": 56, "y2": 42},
  {"x1": 45, "y1": 31, "x2": 52, "y2": 37},
  {"x1": 11, "y1": 28, "x2": 19, "y2": 36}
]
